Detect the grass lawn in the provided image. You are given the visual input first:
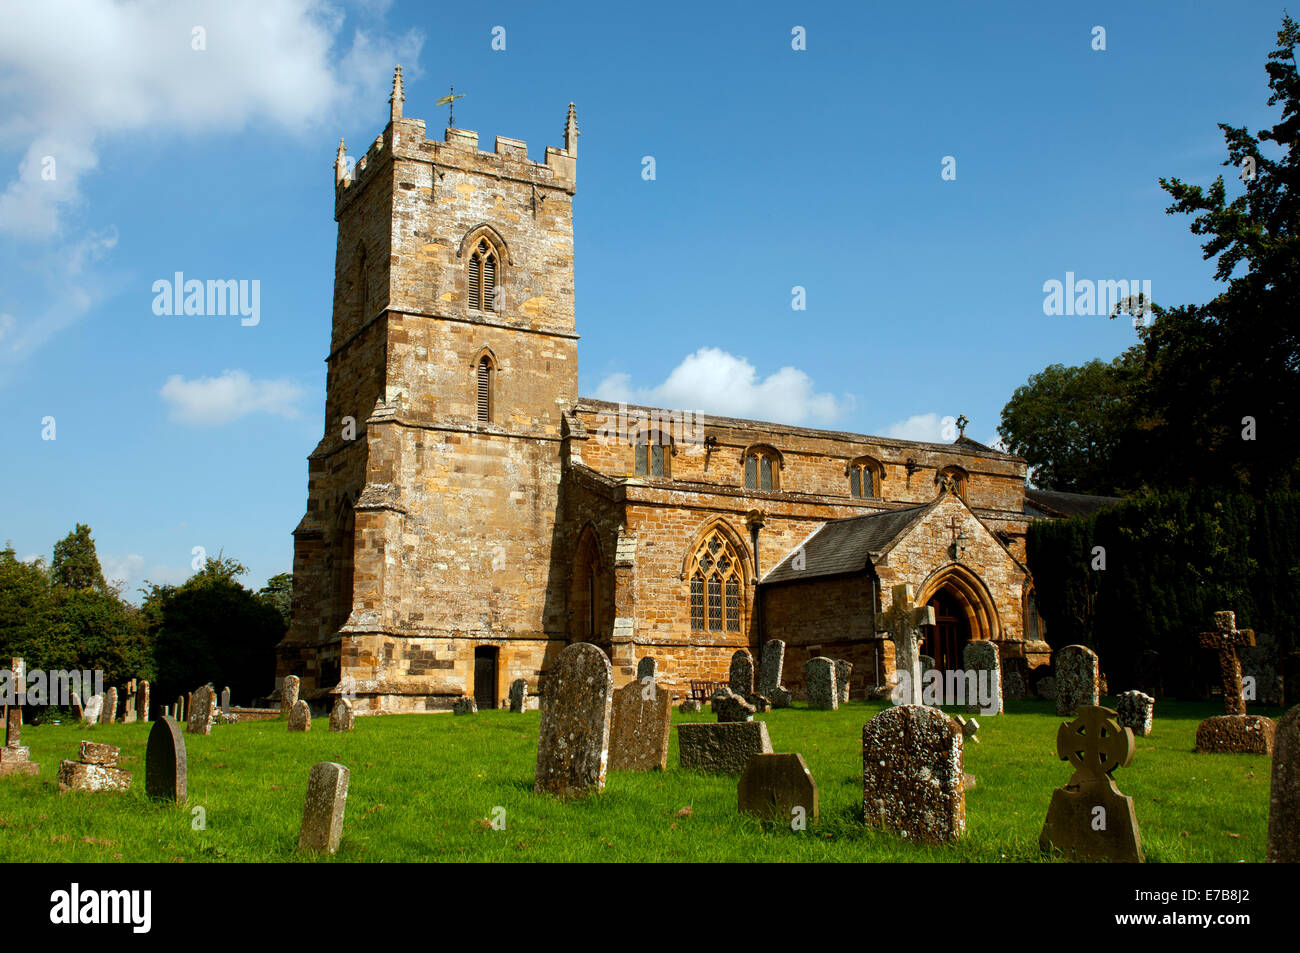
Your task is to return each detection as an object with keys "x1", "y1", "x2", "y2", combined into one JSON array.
[{"x1": 0, "y1": 698, "x2": 1281, "y2": 862}]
